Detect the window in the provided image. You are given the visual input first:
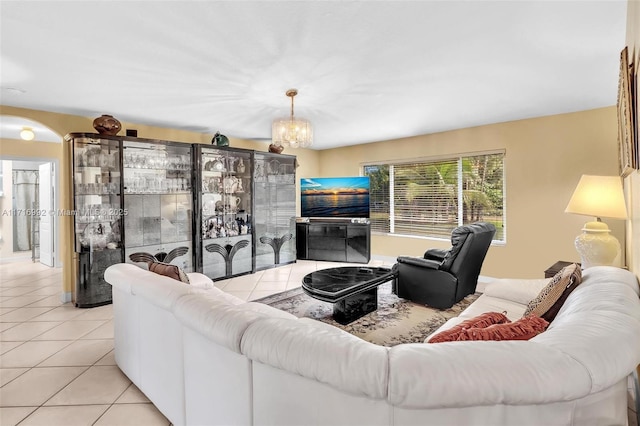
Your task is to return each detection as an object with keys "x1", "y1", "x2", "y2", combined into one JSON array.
[{"x1": 363, "y1": 152, "x2": 505, "y2": 241}]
